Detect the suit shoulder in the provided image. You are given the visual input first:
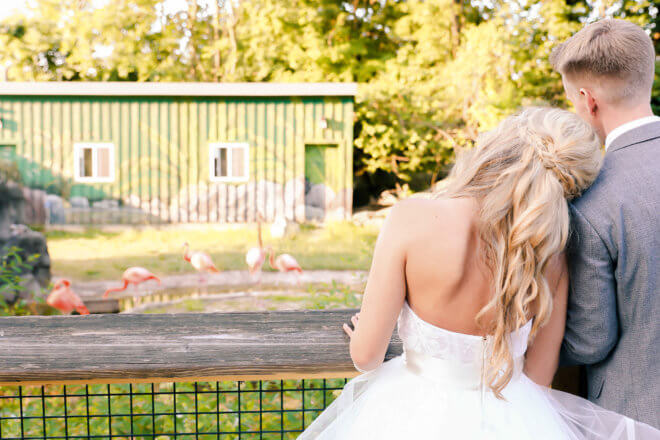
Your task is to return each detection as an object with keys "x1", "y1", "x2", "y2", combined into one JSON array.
[{"x1": 570, "y1": 153, "x2": 621, "y2": 216}]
